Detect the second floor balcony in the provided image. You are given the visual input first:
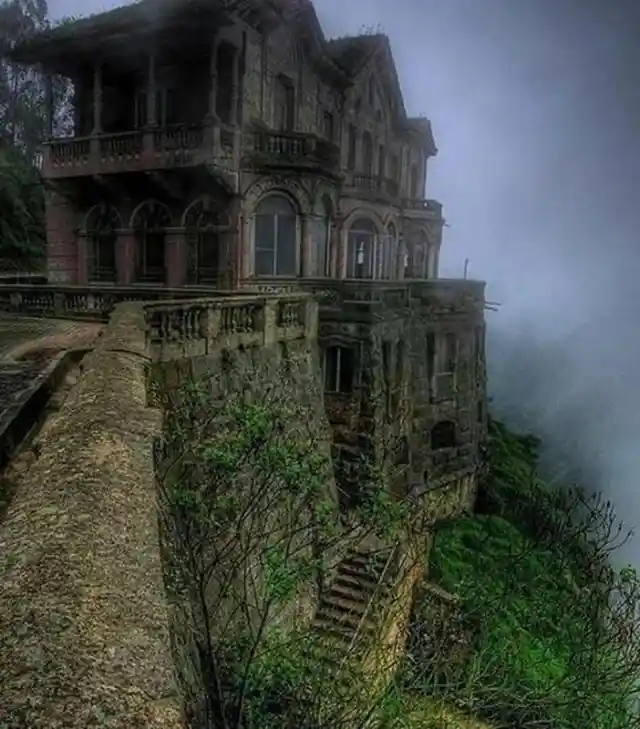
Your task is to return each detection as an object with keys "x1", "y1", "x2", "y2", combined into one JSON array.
[
  {"x1": 342, "y1": 173, "x2": 400, "y2": 201},
  {"x1": 242, "y1": 129, "x2": 341, "y2": 177},
  {"x1": 42, "y1": 123, "x2": 239, "y2": 180}
]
